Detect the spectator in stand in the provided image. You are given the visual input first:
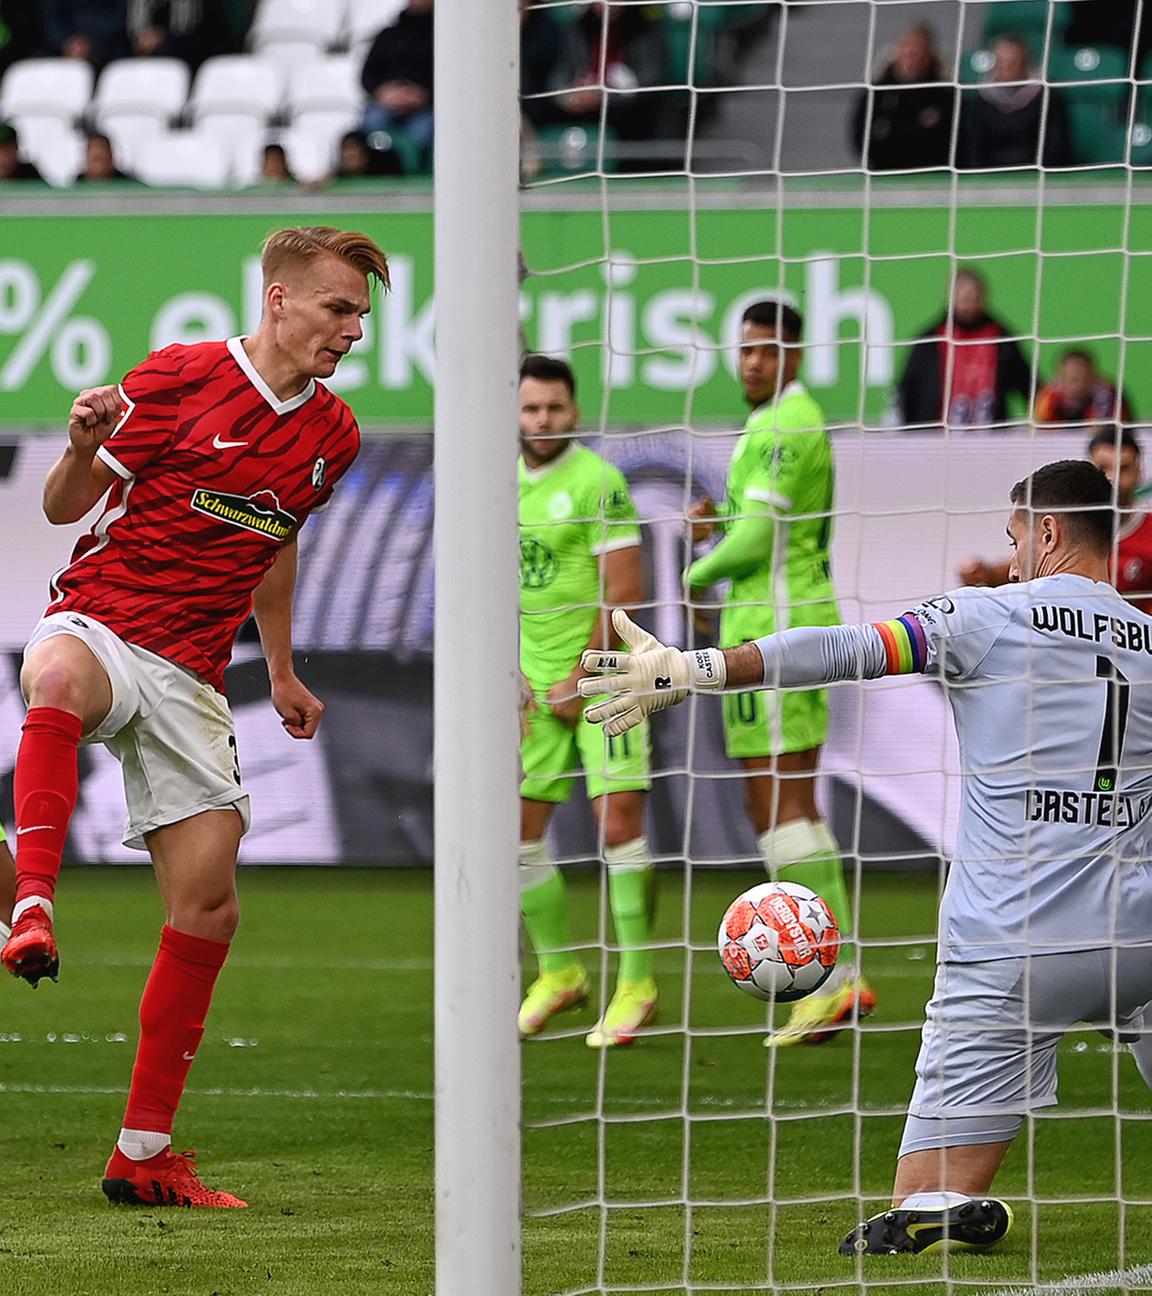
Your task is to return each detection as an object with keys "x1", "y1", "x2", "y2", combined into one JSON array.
[
  {"x1": 258, "y1": 143, "x2": 296, "y2": 186},
  {"x1": 1065, "y1": 0, "x2": 1150, "y2": 62},
  {"x1": 0, "y1": 0, "x2": 43, "y2": 77},
  {"x1": 851, "y1": 24, "x2": 955, "y2": 171},
  {"x1": 0, "y1": 122, "x2": 45, "y2": 182},
  {"x1": 75, "y1": 131, "x2": 137, "y2": 182},
  {"x1": 333, "y1": 129, "x2": 403, "y2": 180},
  {"x1": 127, "y1": 0, "x2": 252, "y2": 71},
  {"x1": 42, "y1": 0, "x2": 131, "y2": 69},
  {"x1": 959, "y1": 34, "x2": 1070, "y2": 170},
  {"x1": 1035, "y1": 349, "x2": 1133, "y2": 427},
  {"x1": 520, "y1": 0, "x2": 568, "y2": 131},
  {"x1": 360, "y1": 0, "x2": 434, "y2": 168},
  {"x1": 898, "y1": 268, "x2": 1032, "y2": 430},
  {"x1": 533, "y1": 1, "x2": 671, "y2": 146}
]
